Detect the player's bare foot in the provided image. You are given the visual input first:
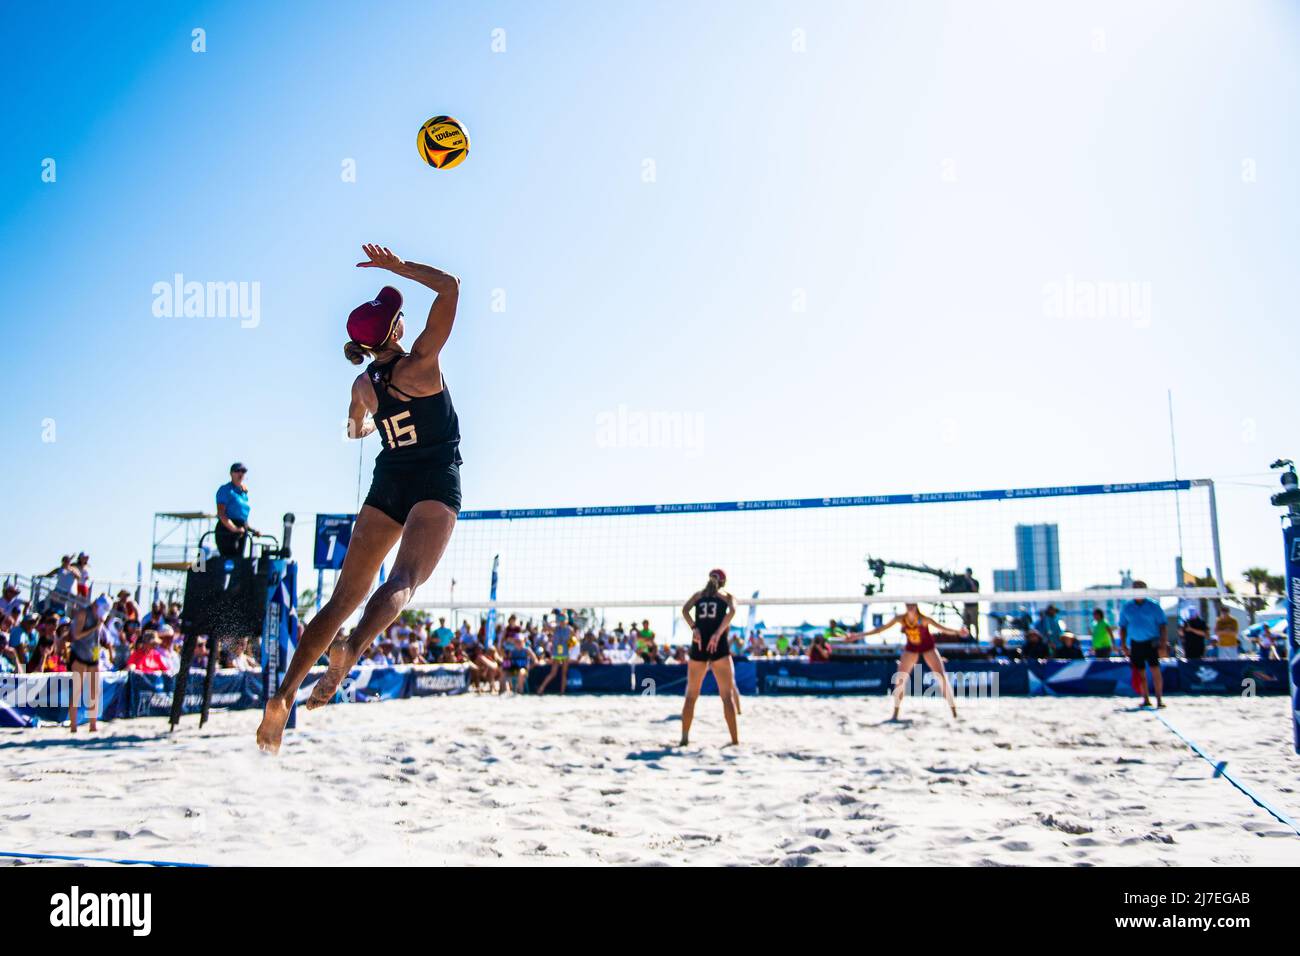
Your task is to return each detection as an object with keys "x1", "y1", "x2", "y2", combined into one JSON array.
[
  {"x1": 256, "y1": 696, "x2": 290, "y2": 754},
  {"x1": 306, "y1": 639, "x2": 353, "y2": 710}
]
